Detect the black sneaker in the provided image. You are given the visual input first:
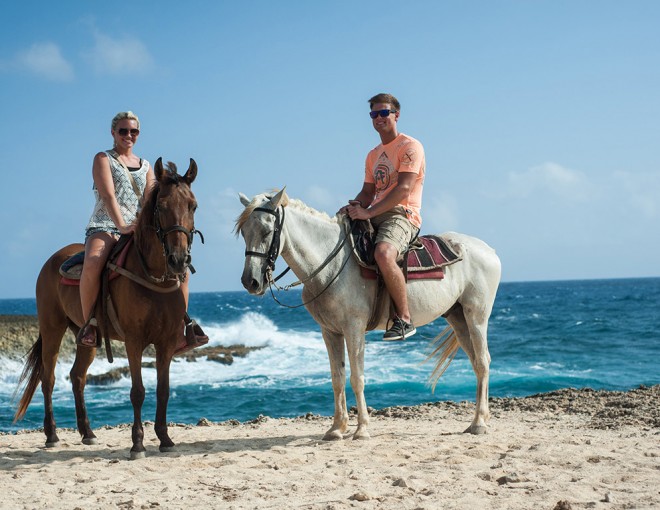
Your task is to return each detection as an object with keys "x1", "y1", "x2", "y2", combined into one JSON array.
[{"x1": 383, "y1": 317, "x2": 416, "y2": 341}]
